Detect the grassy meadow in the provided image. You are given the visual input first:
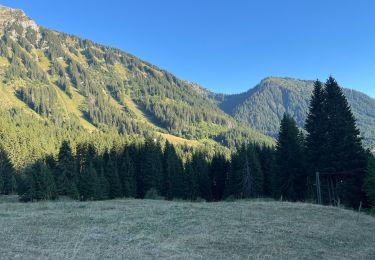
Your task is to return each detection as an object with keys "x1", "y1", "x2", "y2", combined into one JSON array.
[{"x1": 0, "y1": 198, "x2": 374, "y2": 259}]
